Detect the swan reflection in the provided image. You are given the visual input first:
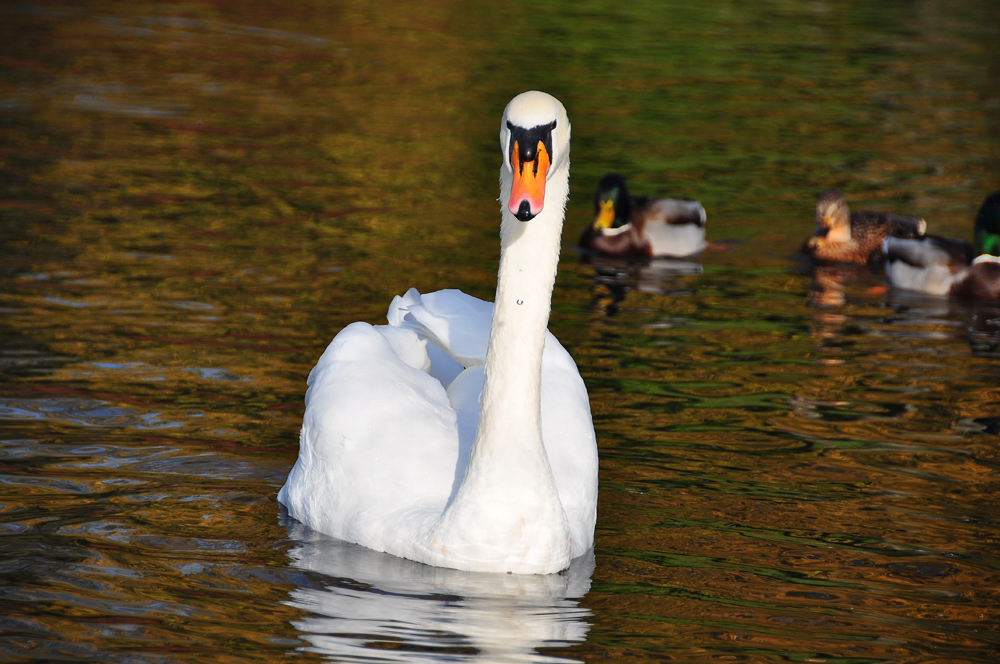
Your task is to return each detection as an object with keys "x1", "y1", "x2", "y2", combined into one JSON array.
[{"x1": 283, "y1": 518, "x2": 594, "y2": 663}]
